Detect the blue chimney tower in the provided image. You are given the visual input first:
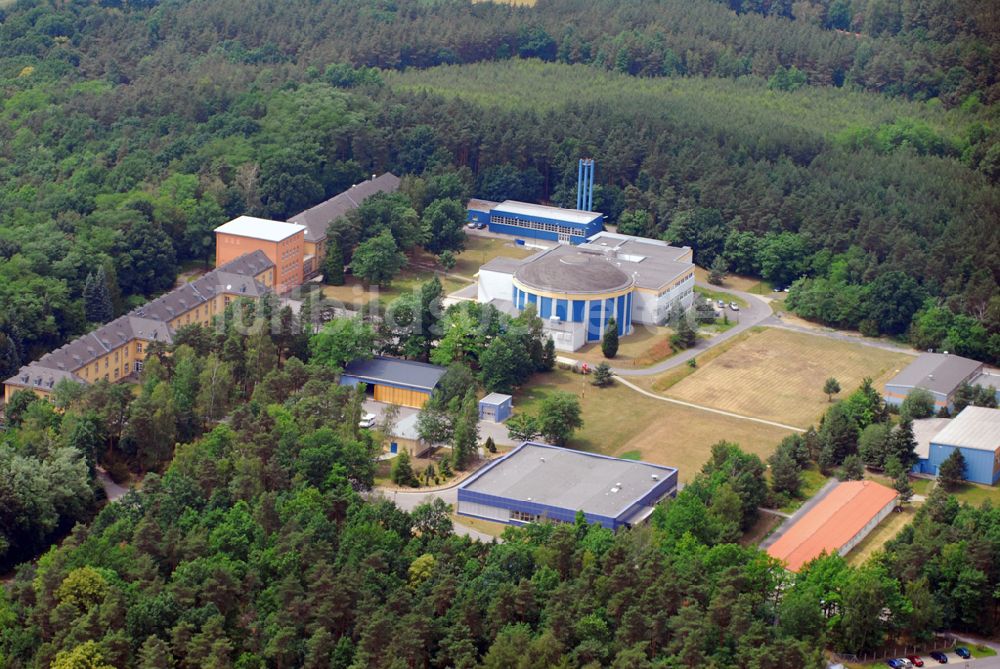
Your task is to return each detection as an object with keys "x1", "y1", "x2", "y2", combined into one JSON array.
[{"x1": 576, "y1": 158, "x2": 595, "y2": 211}]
